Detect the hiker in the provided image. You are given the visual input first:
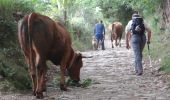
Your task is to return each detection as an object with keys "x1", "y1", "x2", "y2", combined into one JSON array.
[
  {"x1": 93, "y1": 20, "x2": 105, "y2": 50},
  {"x1": 125, "y1": 13, "x2": 151, "y2": 75}
]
